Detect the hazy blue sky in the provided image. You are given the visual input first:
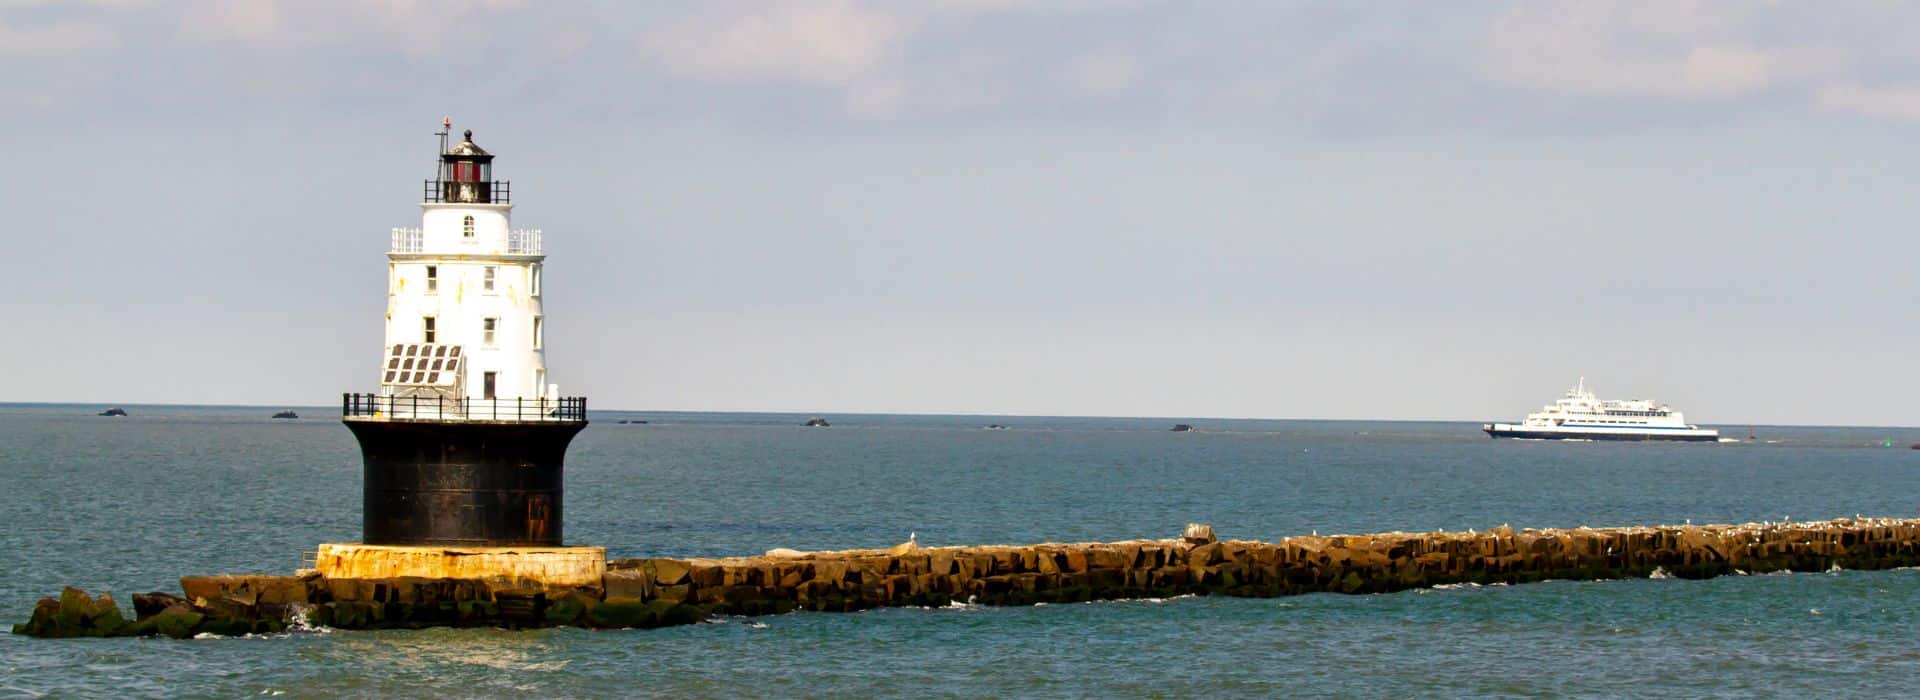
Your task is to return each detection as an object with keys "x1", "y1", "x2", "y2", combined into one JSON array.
[{"x1": 3, "y1": 1, "x2": 1917, "y2": 424}]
